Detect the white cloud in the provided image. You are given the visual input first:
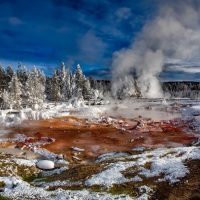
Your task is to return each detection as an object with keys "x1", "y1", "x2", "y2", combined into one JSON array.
[
  {"x1": 167, "y1": 65, "x2": 200, "y2": 73},
  {"x1": 115, "y1": 7, "x2": 132, "y2": 20},
  {"x1": 9, "y1": 17, "x2": 23, "y2": 26},
  {"x1": 79, "y1": 31, "x2": 107, "y2": 62}
]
